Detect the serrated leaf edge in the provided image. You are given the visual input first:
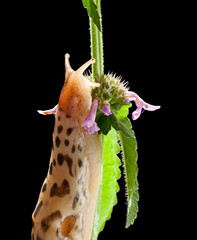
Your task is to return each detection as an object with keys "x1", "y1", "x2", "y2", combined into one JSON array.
[{"x1": 91, "y1": 129, "x2": 121, "y2": 240}]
